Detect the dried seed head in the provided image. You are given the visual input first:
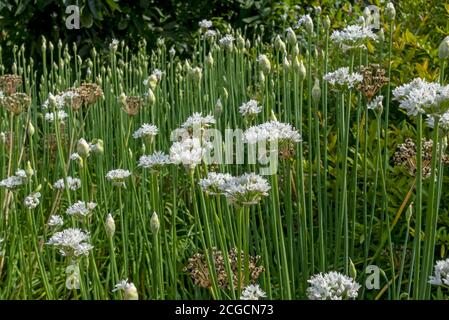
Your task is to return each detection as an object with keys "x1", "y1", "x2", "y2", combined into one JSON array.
[
  {"x1": 0, "y1": 74, "x2": 22, "y2": 94},
  {"x1": 121, "y1": 95, "x2": 143, "y2": 116},
  {"x1": 357, "y1": 64, "x2": 388, "y2": 101}
]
